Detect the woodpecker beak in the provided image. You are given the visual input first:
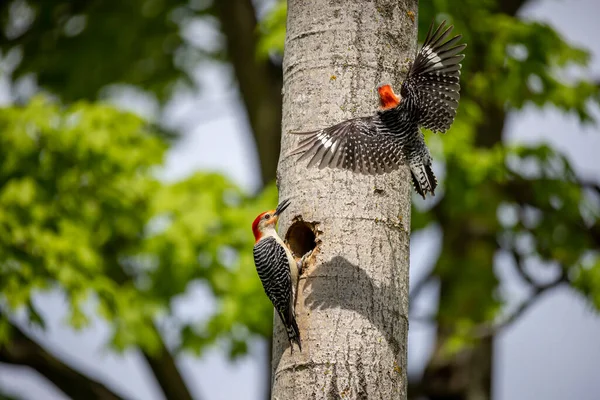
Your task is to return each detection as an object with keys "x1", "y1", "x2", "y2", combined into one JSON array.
[{"x1": 274, "y1": 198, "x2": 291, "y2": 217}]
